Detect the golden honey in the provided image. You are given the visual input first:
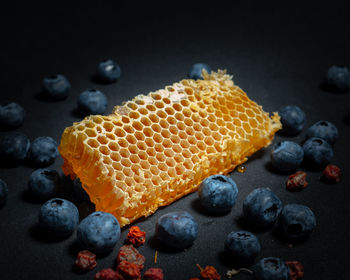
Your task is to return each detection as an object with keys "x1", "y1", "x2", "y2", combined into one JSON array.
[
  {"x1": 237, "y1": 165, "x2": 247, "y2": 173},
  {"x1": 58, "y1": 70, "x2": 281, "y2": 227}
]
